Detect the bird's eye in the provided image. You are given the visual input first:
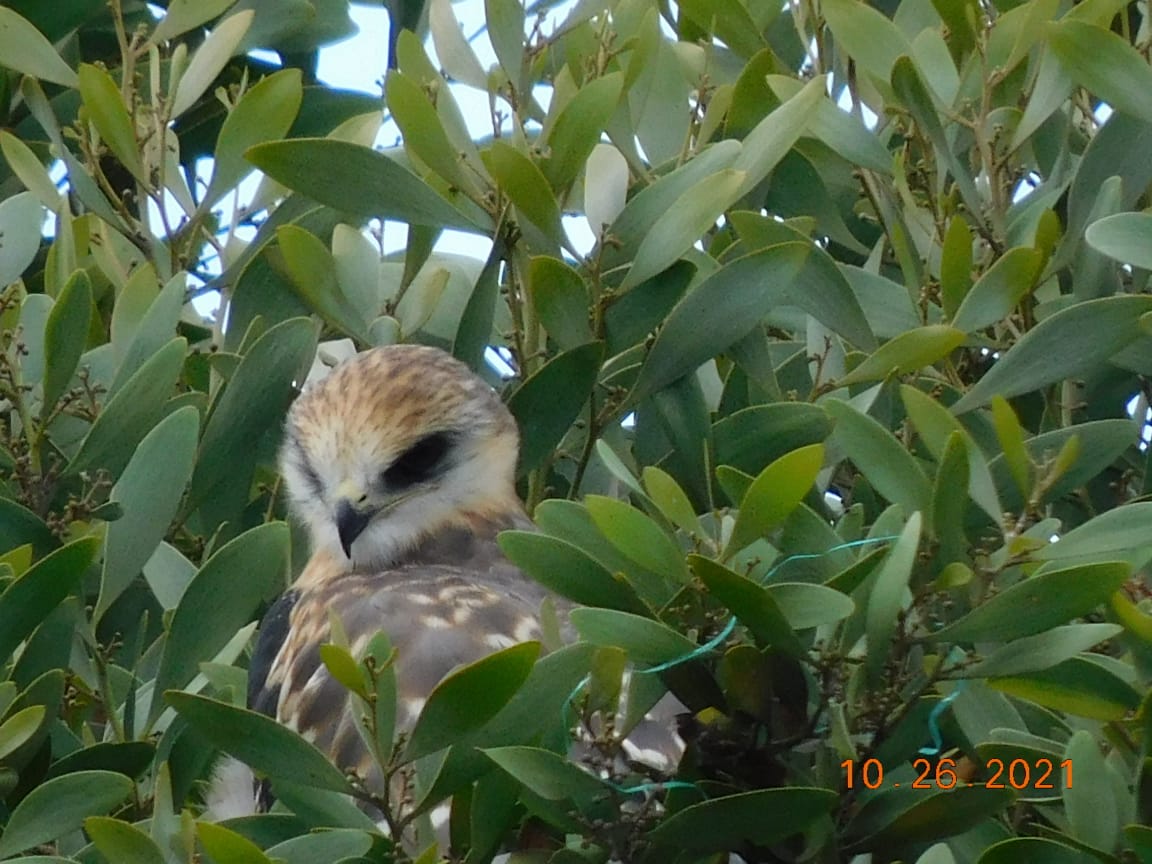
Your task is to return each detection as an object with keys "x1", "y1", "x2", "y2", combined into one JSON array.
[{"x1": 383, "y1": 432, "x2": 452, "y2": 488}]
